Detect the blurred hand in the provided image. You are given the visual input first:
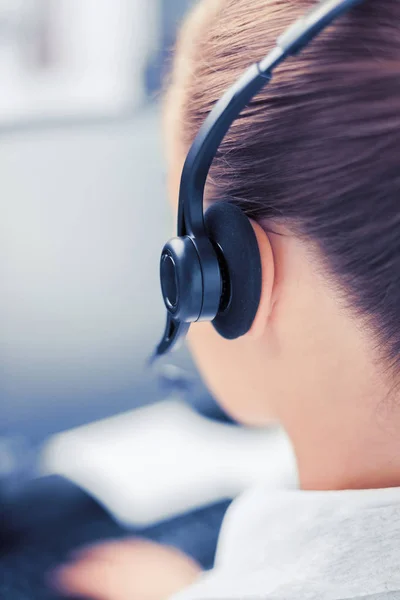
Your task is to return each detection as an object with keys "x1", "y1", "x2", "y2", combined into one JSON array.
[{"x1": 51, "y1": 538, "x2": 202, "y2": 600}]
